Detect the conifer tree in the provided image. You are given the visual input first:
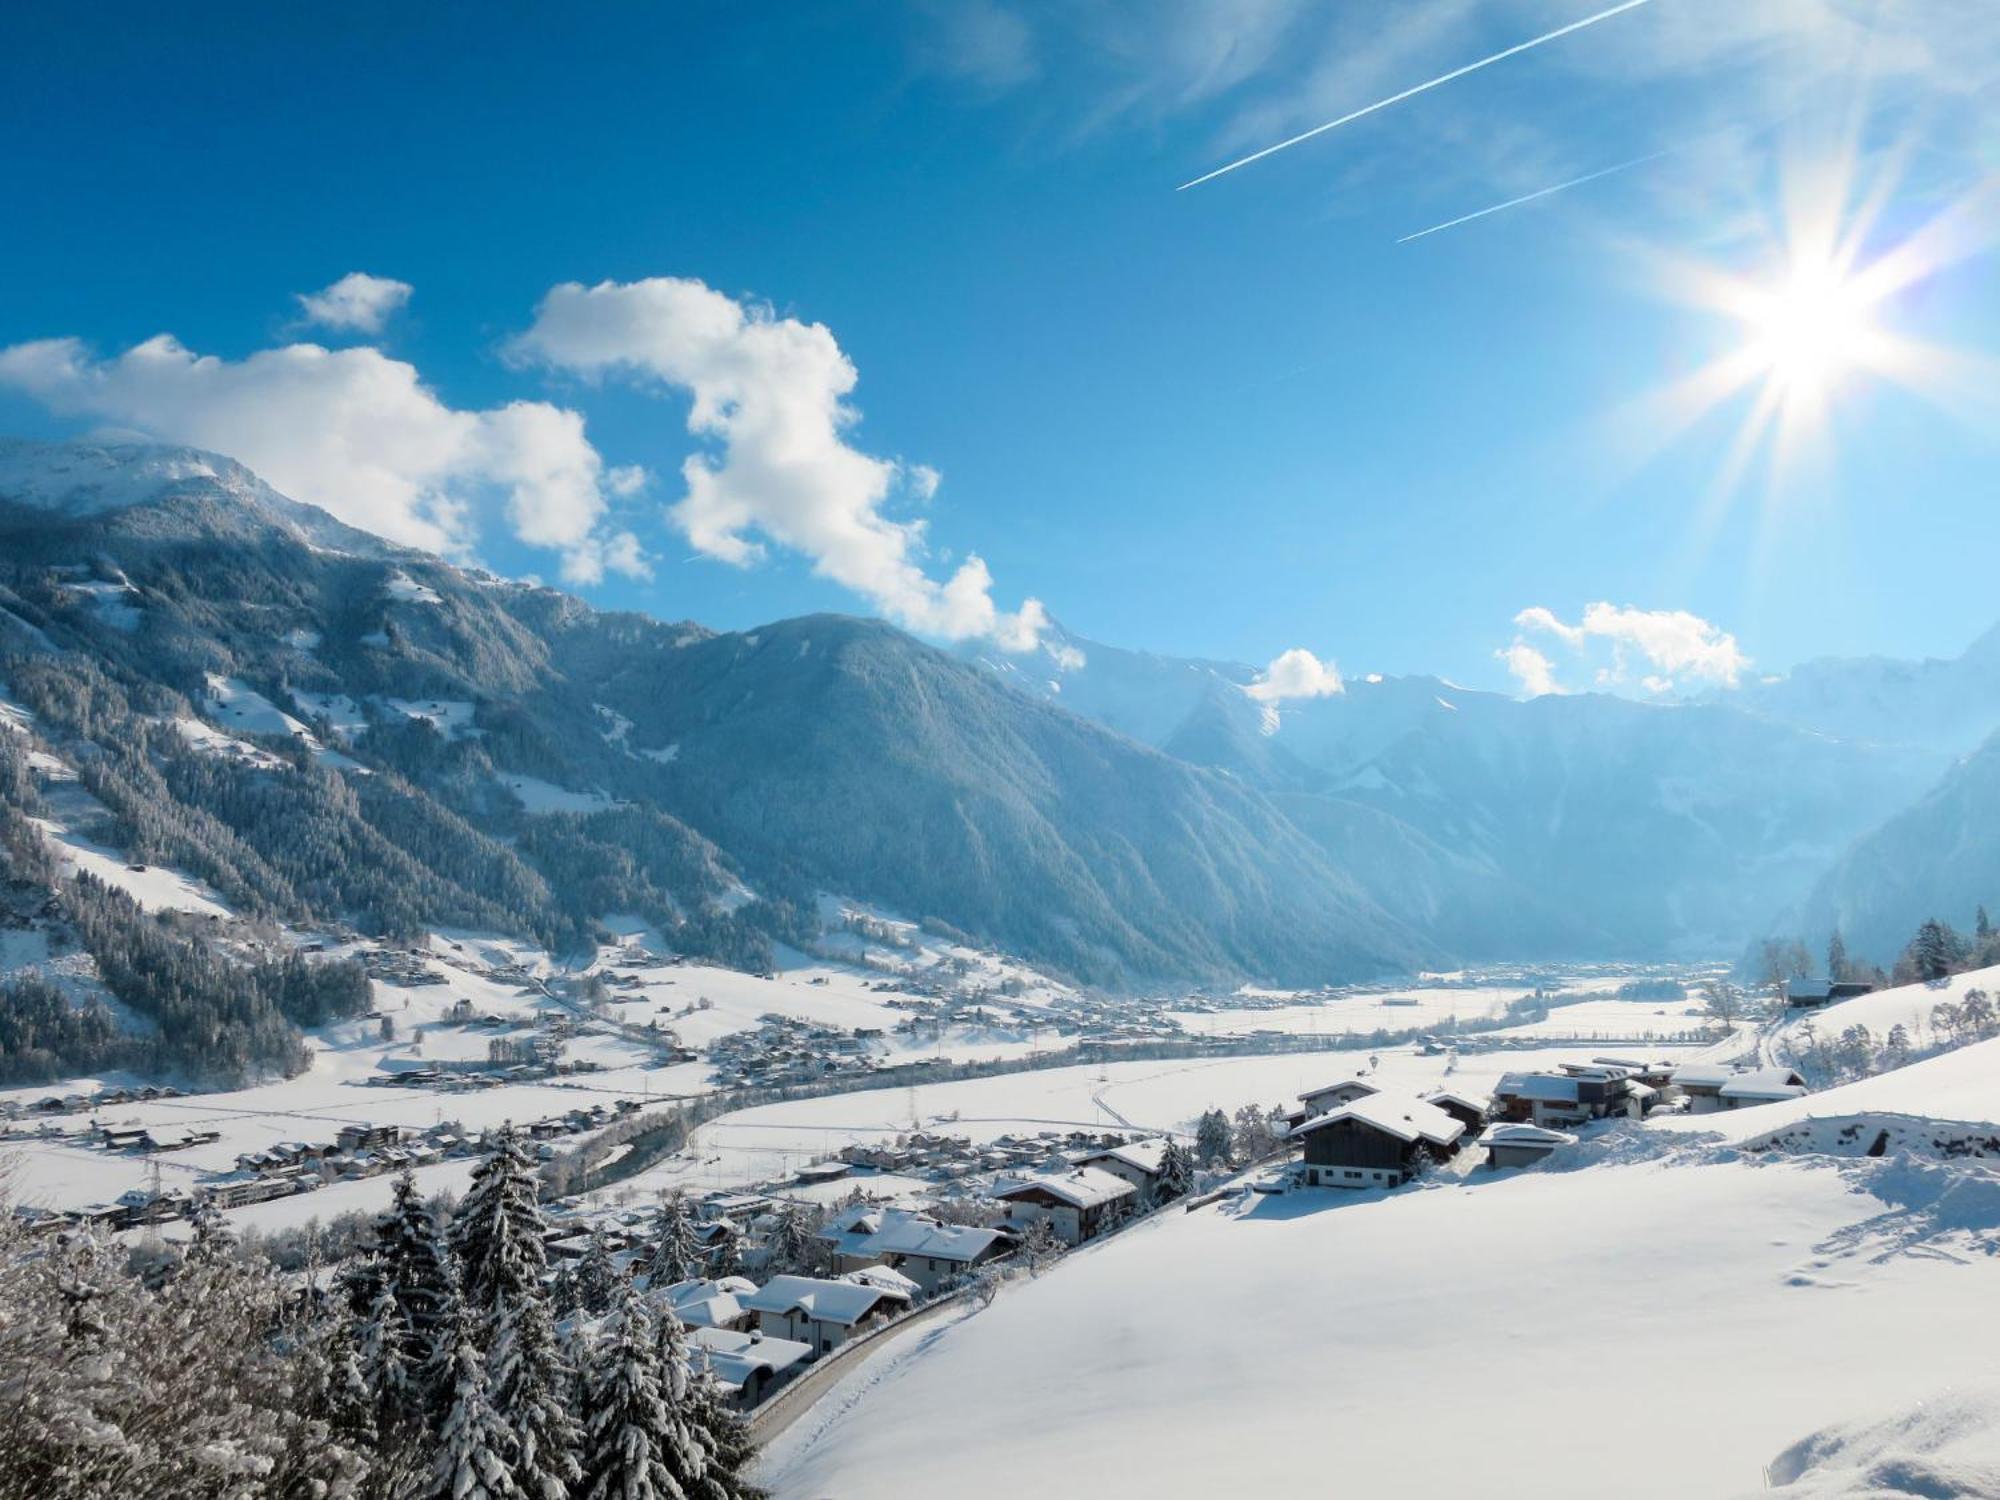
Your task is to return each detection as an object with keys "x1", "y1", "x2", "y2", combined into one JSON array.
[
  {"x1": 647, "y1": 1194, "x2": 702, "y2": 1286},
  {"x1": 682, "y1": 1352, "x2": 767, "y2": 1500},
  {"x1": 1193, "y1": 1109, "x2": 1233, "y2": 1167},
  {"x1": 360, "y1": 1276, "x2": 423, "y2": 1436},
  {"x1": 580, "y1": 1282, "x2": 697, "y2": 1500},
  {"x1": 377, "y1": 1169, "x2": 458, "y2": 1413},
  {"x1": 1158, "y1": 1139, "x2": 1195, "y2": 1201},
  {"x1": 578, "y1": 1228, "x2": 621, "y2": 1315},
  {"x1": 452, "y1": 1130, "x2": 582, "y2": 1500},
  {"x1": 1827, "y1": 930, "x2": 1850, "y2": 982},
  {"x1": 430, "y1": 1315, "x2": 526, "y2": 1500}
]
